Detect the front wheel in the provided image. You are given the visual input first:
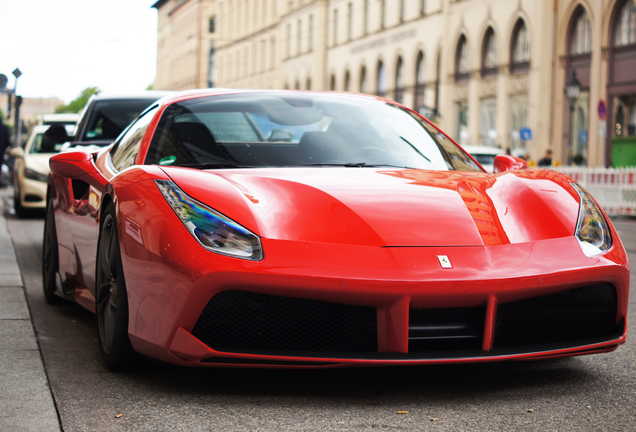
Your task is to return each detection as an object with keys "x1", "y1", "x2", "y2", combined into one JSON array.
[
  {"x1": 95, "y1": 203, "x2": 138, "y2": 370},
  {"x1": 42, "y1": 198, "x2": 61, "y2": 304}
]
